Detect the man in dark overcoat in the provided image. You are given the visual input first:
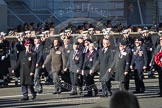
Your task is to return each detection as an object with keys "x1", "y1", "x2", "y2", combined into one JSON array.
[
  {"x1": 92, "y1": 38, "x2": 114, "y2": 97},
  {"x1": 82, "y1": 43, "x2": 98, "y2": 97},
  {"x1": 108, "y1": 41, "x2": 130, "y2": 91},
  {"x1": 12, "y1": 40, "x2": 36, "y2": 101}
]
